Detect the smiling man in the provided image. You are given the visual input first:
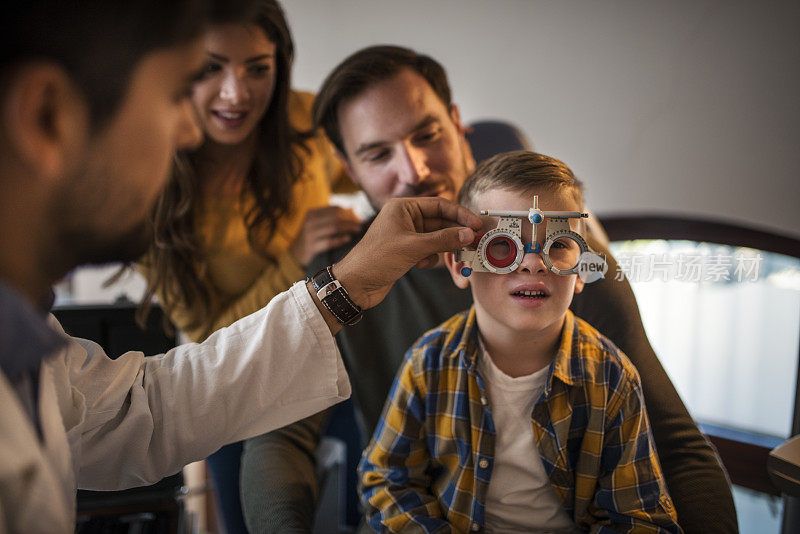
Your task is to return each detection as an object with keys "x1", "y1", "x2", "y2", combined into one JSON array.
[
  {"x1": 0, "y1": 7, "x2": 481, "y2": 532},
  {"x1": 241, "y1": 46, "x2": 737, "y2": 534},
  {"x1": 333, "y1": 67, "x2": 472, "y2": 207}
]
